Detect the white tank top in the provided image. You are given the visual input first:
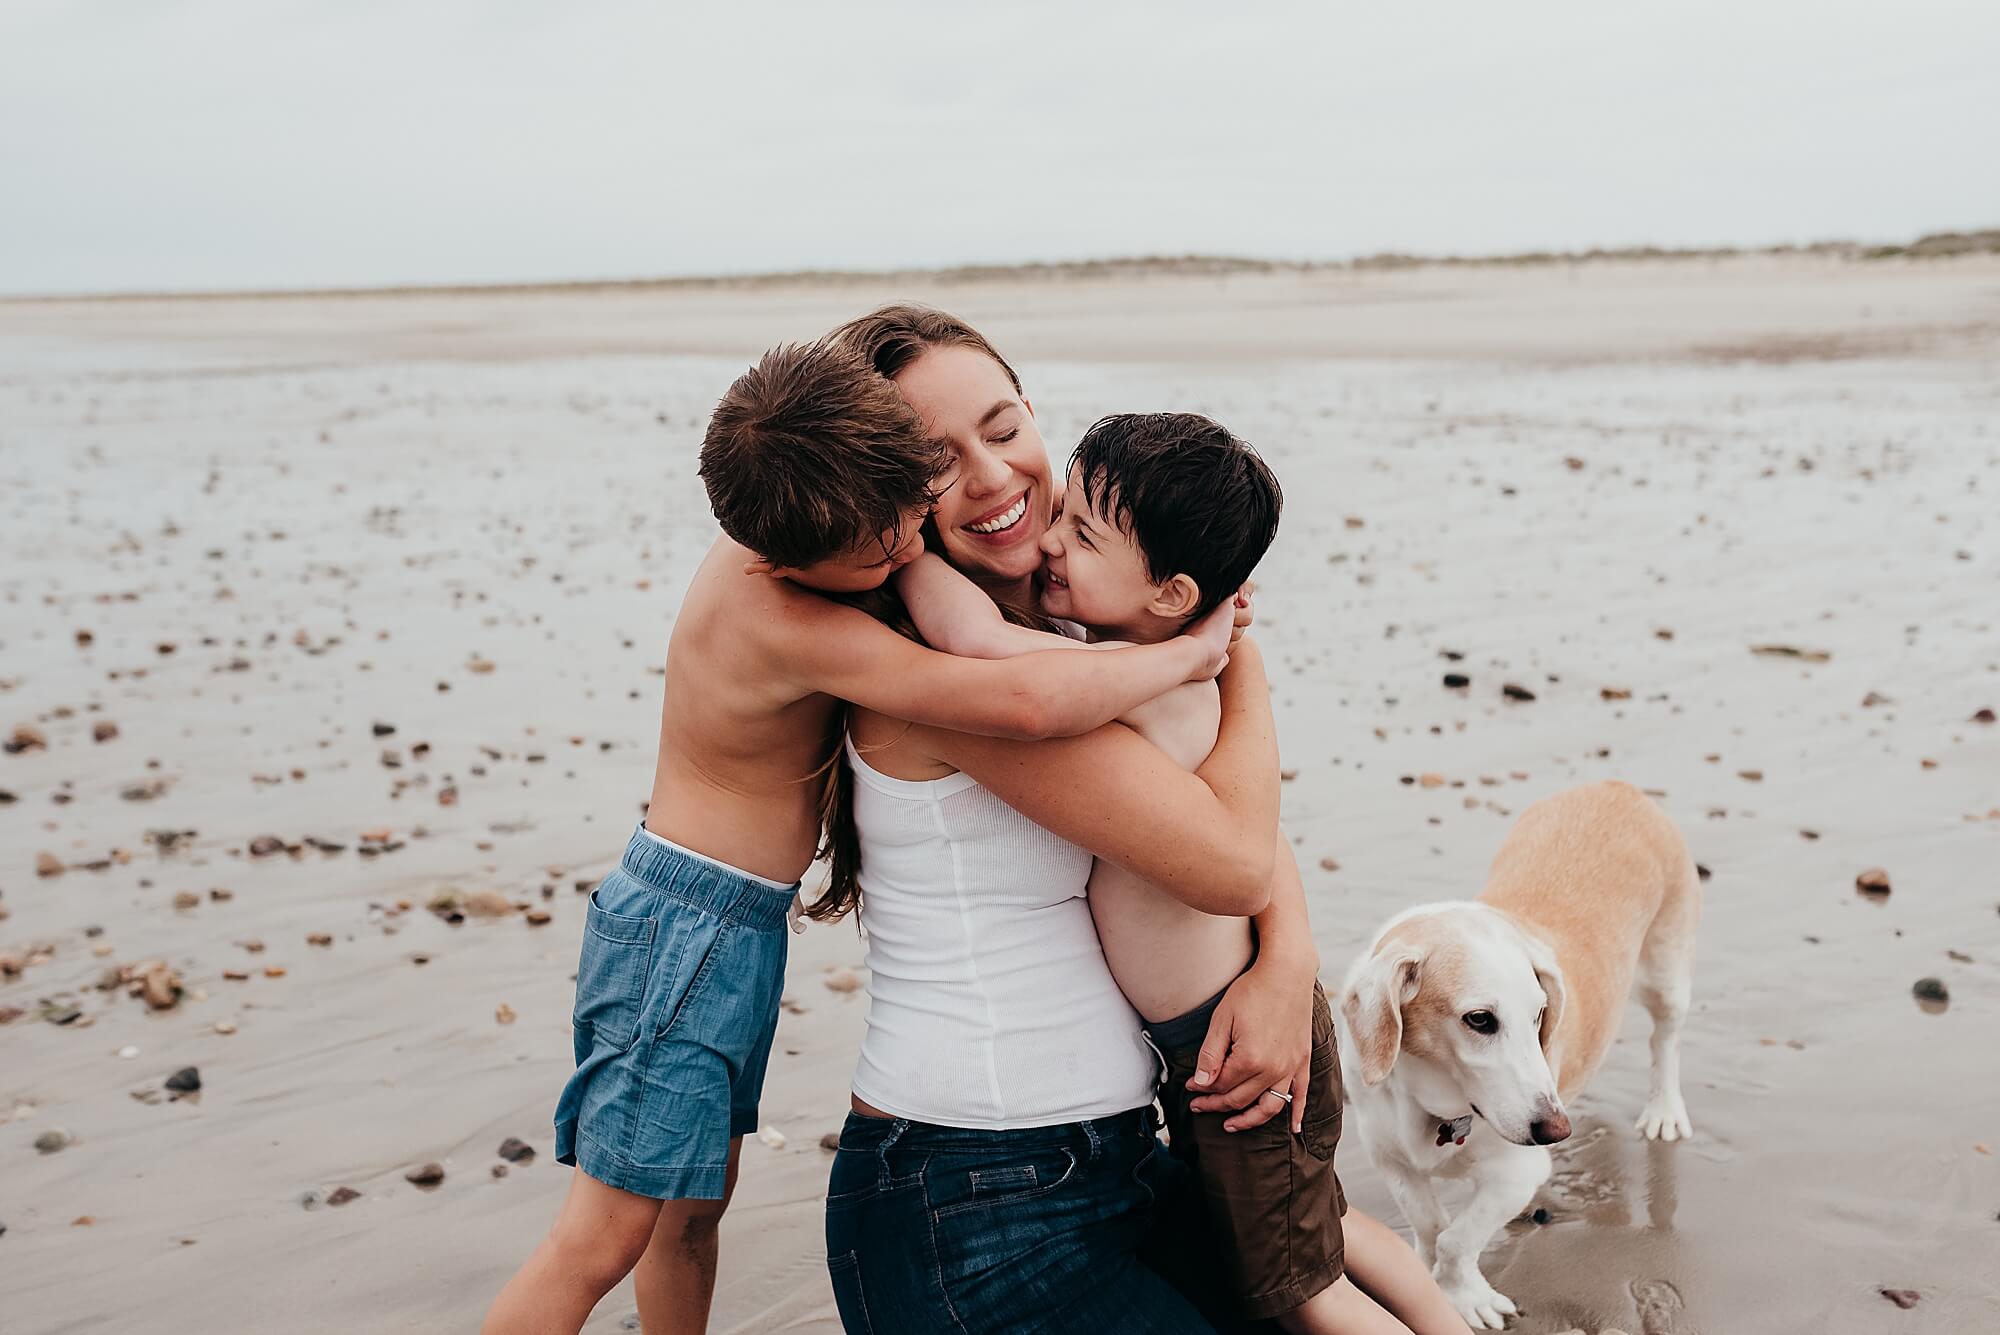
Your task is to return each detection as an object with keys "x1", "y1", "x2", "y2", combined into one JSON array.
[{"x1": 844, "y1": 735, "x2": 1159, "y2": 1129}]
